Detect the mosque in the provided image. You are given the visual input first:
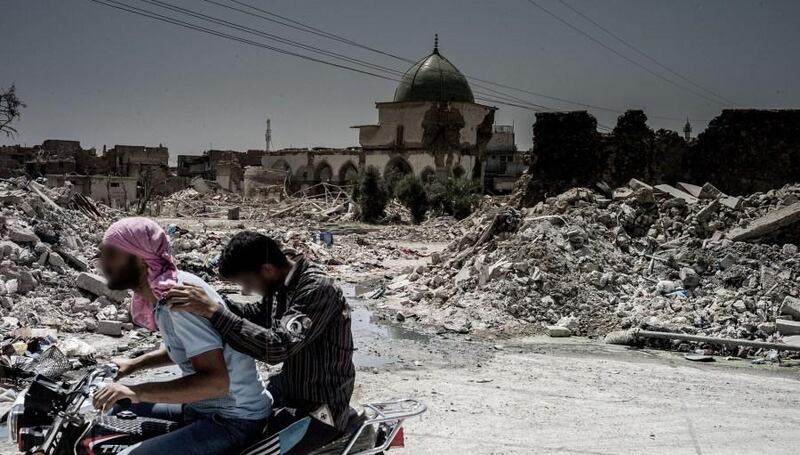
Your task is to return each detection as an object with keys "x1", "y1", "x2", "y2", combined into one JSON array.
[{"x1": 251, "y1": 37, "x2": 498, "y2": 193}]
